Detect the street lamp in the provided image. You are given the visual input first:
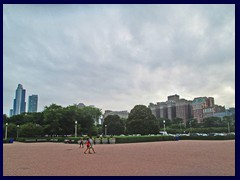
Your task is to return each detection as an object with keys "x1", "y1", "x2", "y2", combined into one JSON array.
[
  {"x1": 17, "y1": 125, "x2": 20, "y2": 139},
  {"x1": 75, "y1": 121, "x2": 77, "y2": 138},
  {"x1": 5, "y1": 123, "x2": 8, "y2": 140},
  {"x1": 189, "y1": 120, "x2": 192, "y2": 136},
  {"x1": 105, "y1": 125, "x2": 107, "y2": 136},
  {"x1": 163, "y1": 120, "x2": 166, "y2": 132},
  {"x1": 227, "y1": 122, "x2": 230, "y2": 134}
]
